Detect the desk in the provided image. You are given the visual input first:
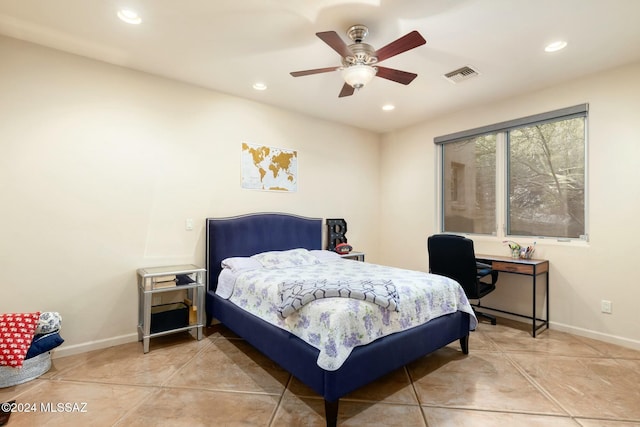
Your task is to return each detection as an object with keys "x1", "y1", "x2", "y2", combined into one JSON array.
[{"x1": 475, "y1": 254, "x2": 549, "y2": 337}]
